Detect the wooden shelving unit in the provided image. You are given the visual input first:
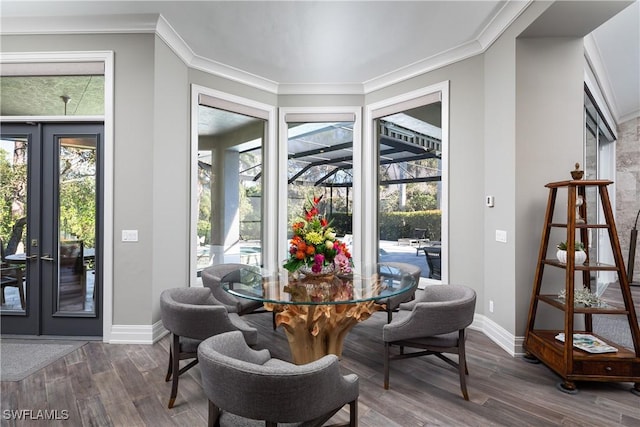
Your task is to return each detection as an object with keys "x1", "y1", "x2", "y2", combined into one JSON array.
[{"x1": 523, "y1": 179, "x2": 640, "y2": 394}]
